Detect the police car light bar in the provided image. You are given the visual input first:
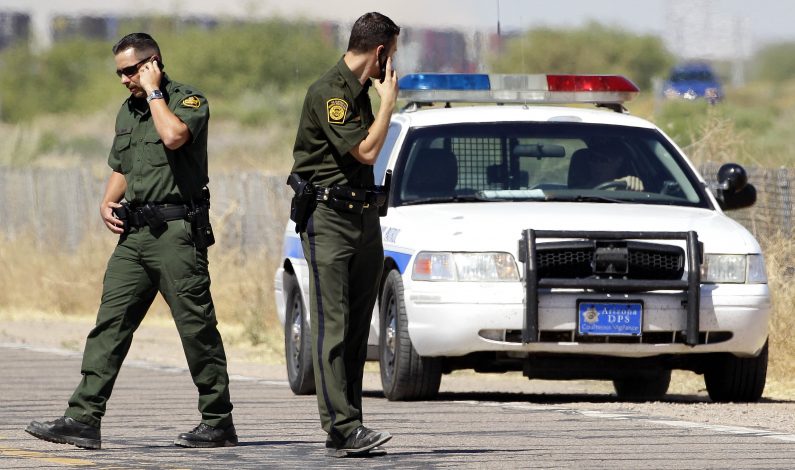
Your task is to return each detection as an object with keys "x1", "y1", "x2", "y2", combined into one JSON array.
[{"x1": 398, "y1": 73, "x2": 639, "y2": 107}]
